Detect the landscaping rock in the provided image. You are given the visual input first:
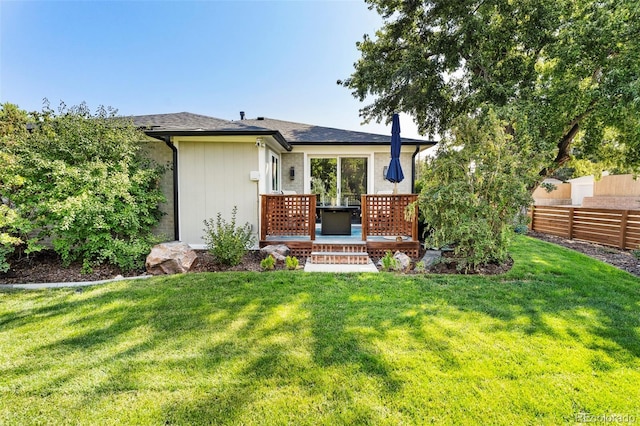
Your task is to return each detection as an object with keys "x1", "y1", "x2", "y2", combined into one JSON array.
[
  {"x1": 260, "y1": 244, "x2": 291, "y2": 262},
  {"x1": 393, "y1": 251, "x2": 412, "y2": 271},
  {"x1": 146, "y1": 241, "x2": 198, "y2": 275},
  {"x1": 420, "y1": 250, "x2": 442, "y2": 268}
]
